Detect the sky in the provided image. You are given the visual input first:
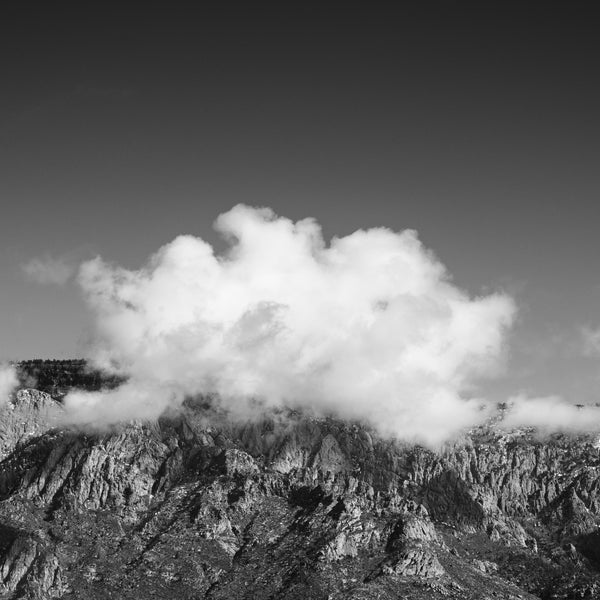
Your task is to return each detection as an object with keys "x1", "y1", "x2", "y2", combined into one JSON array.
[{"x1": 2, "y1": 5, "x2": 600, "y2": 409}]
